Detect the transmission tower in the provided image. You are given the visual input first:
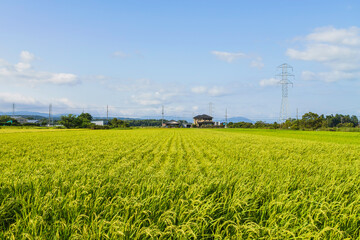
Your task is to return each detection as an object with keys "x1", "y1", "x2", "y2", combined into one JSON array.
[
  {"x1": 107, "y1": 105, "x2": 109, "y2": 121},
  {"x1": 225, "y1": 108, "x2": 228, "y2": 128},
  {"x1": 277, "y1": 63, "x2": 294, "y2": 123},
  {"x1": 161, "y1": 105, "x2": 164, "y2": 127},
  {"x1": 209, "y1": 102, "x2": 213, "y2": 117},
  {"x1": 48, "y1": 104, "x2": 52, "y2": 127}
]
